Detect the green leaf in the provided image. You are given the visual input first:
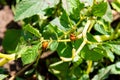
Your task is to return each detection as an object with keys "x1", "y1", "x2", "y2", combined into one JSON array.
[
  {"x1": 92, "y1": 66, "x2": 111, "y2": 80},
  {"x1": 70, "y1": 1, "x2": 84, "y2": 21},
  {"x1": 102, "y1": 2, "x2": 113, "y2": 22},
  {"x1": 2, "y1": 29, "x2": 21, "y2": 53},
  {"x1": 57, "y1": 42, "x2": 72, "y2": 58},
  {"x1": 0, "y1": 74, "x2": 8, "y2": 80},
  {"x1": 111, "y1": 1, "x2": 120, "y2": 12},
  {"x1": 94, "y1": 23, "x2": 108, "y2": 35},
  {"x1": 43, "y1": 24, "x2": 60, "y2": 39},
  {"x1": 92, "y1": 2, "x2": 107, "y2": 17},
  {"x1": 50, "y1": 17, "x2": 67, "y2": 31},
  {"x1": 79, "y1": 74, "x2": 89, "y2": 80},
  {"x1": 15, "y1": 0, "x2": 59, "y2": 21},
  {"x1": 0, "y1": 68, "x2": 7, "y2": 74},
  {"x1": 73, "y1": 39, "x2": 83, "y2": 50},
  {"x1": 60, "y1": 11, "x2": 70, "y2": 28},
  {"x1": 62, "y1": 0, "x2": 84, "y2": 15},
  {"x1": 72, "y1": 67, "x2": 82, "y2": 78},
  {"x1": 110, "y1": 44, "x2": 120, "y2": 55},
  {"x1": 93, "y1": 62, "x2": 120, "y2": 80},
  {"x1": 23, "y1": 24, "x2": 41, "y2": 38},
  {"x1": 115, "y1": 62, "x2": 120, "y2": 70},
  {"x1": 49, "y1": 61, "x2": 69, "y2": 79},
  {"x1": 81, "y1": 44, "x2": 104, "y2": 61},
  {"x1": 80, "y1": 0, "x2": 93, "y2": 6},
  {"x1": 21, "y1": 44, "x2": 39, "y2": 65},
  {"x1": 49, "y1": 41, "x2": 59, "y2": 51},
  {"x1": 87, "y1": 33, "x2": 97, "y2": 42},
  {"x1": 25, "y1": 69, "x2": 34, "y2": 75},
  {"x1": 103, "y1": 46, "x2": 115, "y2": 62},
  {"x1": 16, "y1": 45, "x2": 29, "y2": 58},
  {"x1": 16, "y1": 77, "x2": 24, "y2": 80},
  {"x1": 111, "y1": 64, "x2": 120, "y2": 74}
]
